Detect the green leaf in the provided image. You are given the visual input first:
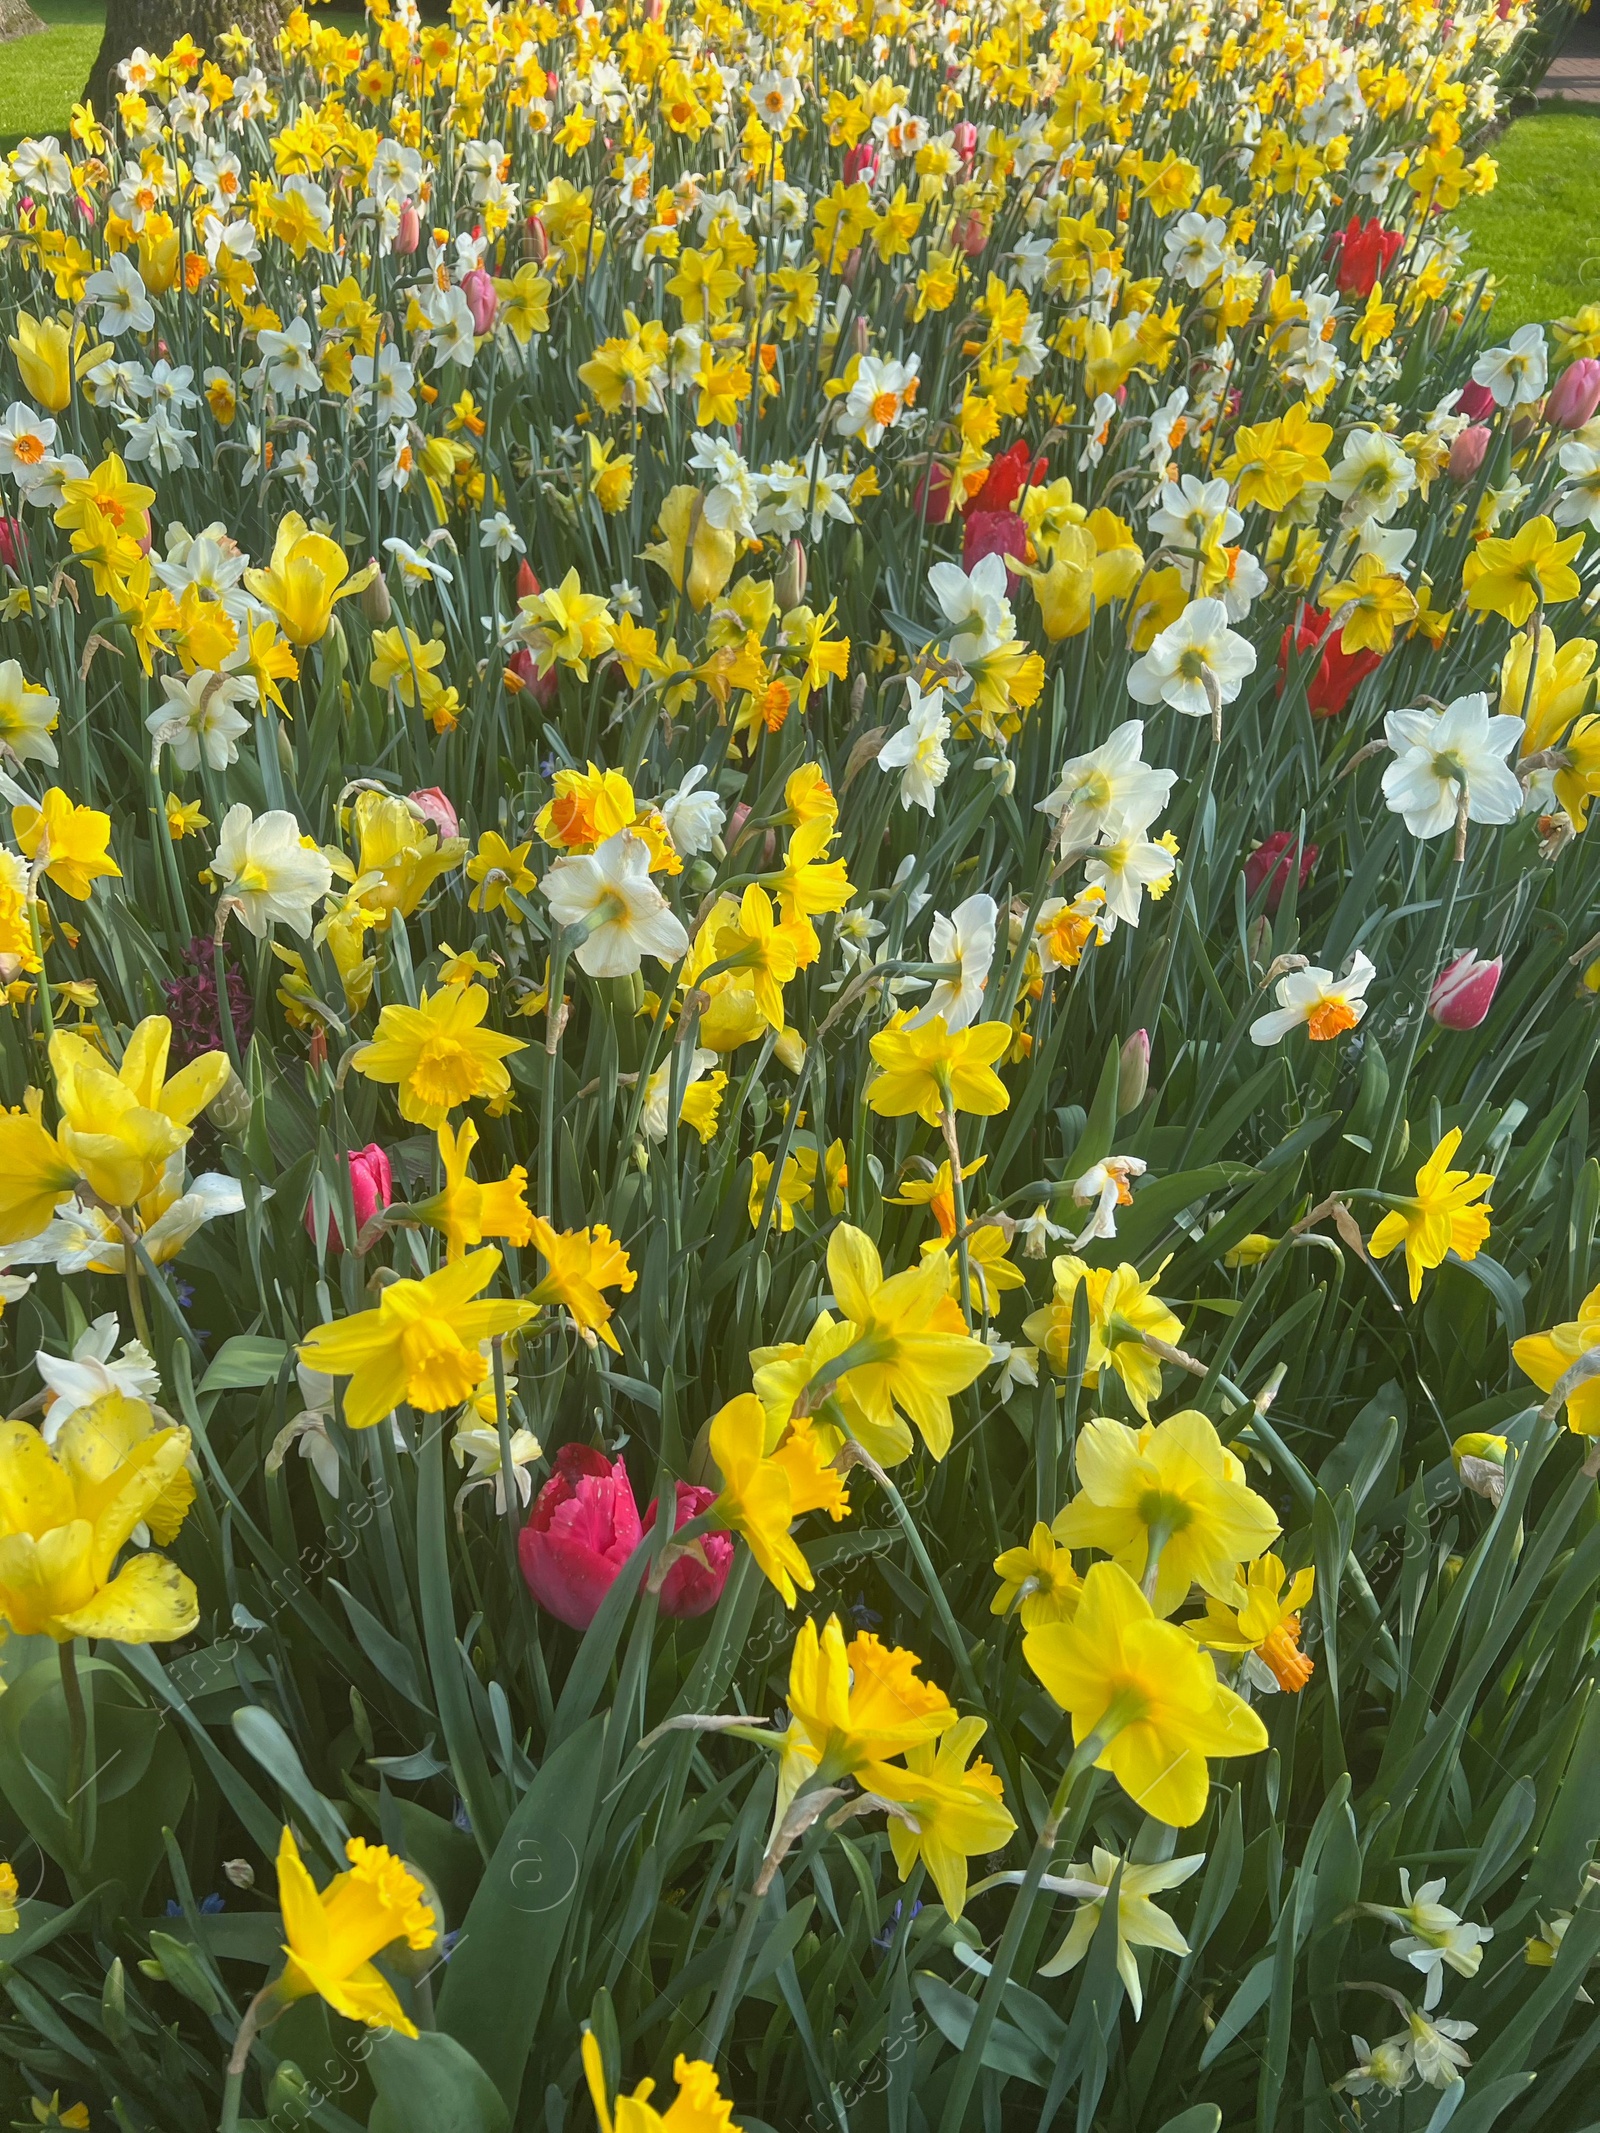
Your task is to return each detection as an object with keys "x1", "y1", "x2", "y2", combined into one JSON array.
[
  {"x1": 198, "y1": 1335, "x2": 291, "y2": 1394},
  {"x1": 367, "y1": 2031, "x2": 509, "y2": 2133},
  {"x1": 435, "y1": 1714, "x2": 606, "y2": 2114}
]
